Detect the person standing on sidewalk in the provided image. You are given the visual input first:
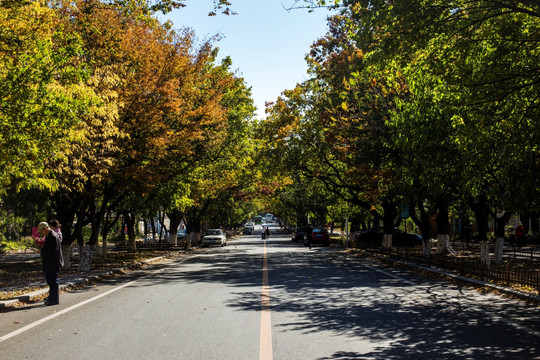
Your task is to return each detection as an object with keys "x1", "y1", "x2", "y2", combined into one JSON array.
[{"x1": 37, "y1": 222, "x2": 64, "y2": 306}]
